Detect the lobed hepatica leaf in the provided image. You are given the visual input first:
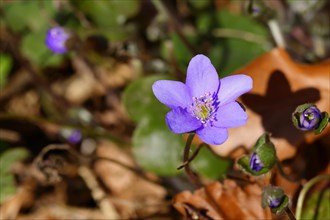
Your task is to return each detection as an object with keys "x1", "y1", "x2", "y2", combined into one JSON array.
[
  {"x1": 132, "y1": 115, "x2": 183, "y2": 176},
  {"x1": 123, "y1": 75, "x2": 171, "y2": 123}
]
